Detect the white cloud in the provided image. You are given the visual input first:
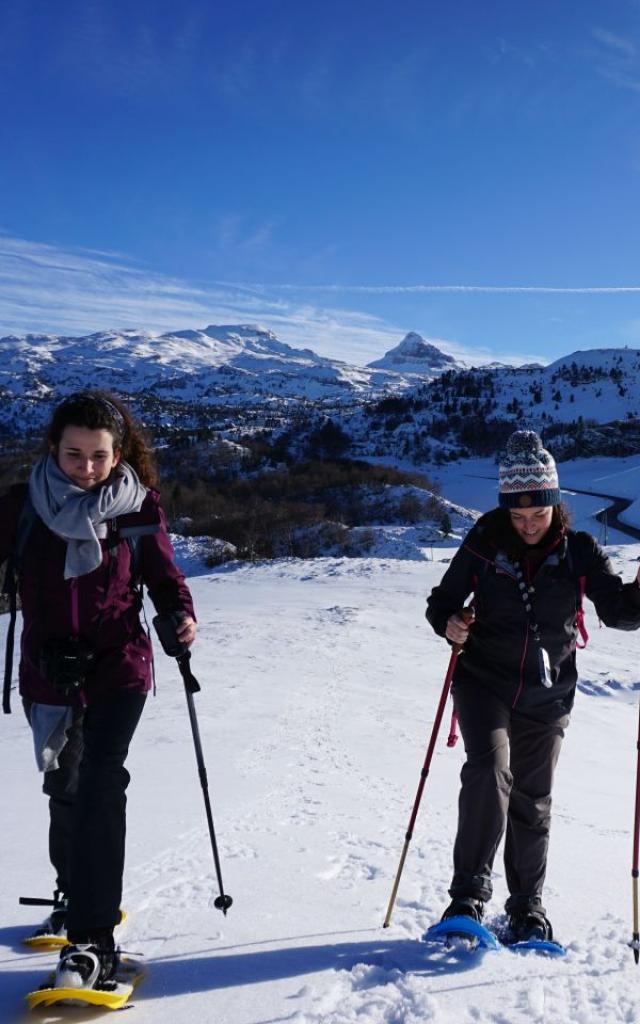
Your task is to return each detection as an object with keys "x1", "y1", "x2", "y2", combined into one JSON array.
[
  {"x1": 0, "y1": 234, "x2": 404, "y2": 364},
  {"x1": 590, "y1": 26, "x2": 640, "y2": 92},
  {"x1": 591, "y1": 27, "x2": 636, "y2": 58},
  {"x1": 0, "y1": 234, "x2": 554, "y2": 369}
]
